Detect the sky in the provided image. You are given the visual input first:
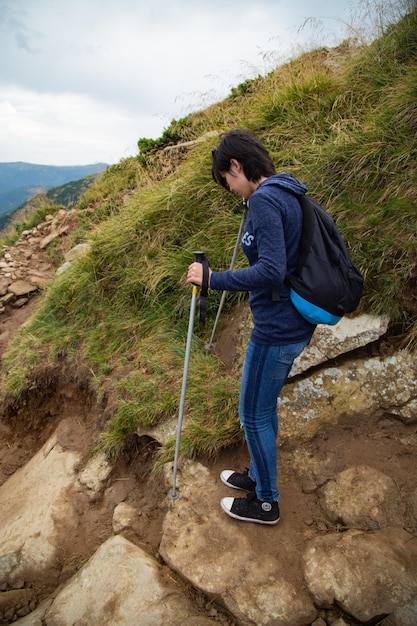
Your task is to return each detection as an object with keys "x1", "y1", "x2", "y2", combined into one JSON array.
[{"x1": 0, "y1": 0, "x2": 391, "y2": 166}]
